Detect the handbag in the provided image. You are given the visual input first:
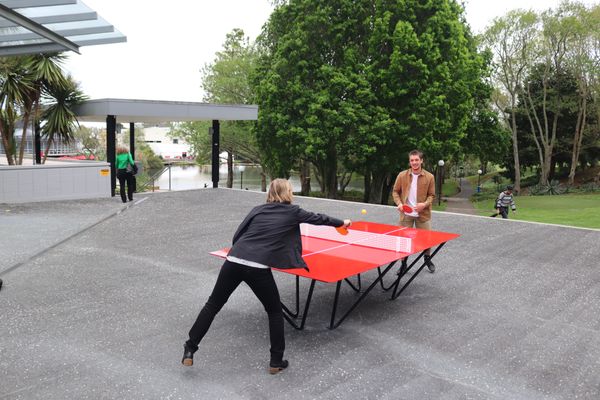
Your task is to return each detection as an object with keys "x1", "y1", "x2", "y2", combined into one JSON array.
[{"x1": 126, "y1": 163, "x2": 138, "y2": 175}]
